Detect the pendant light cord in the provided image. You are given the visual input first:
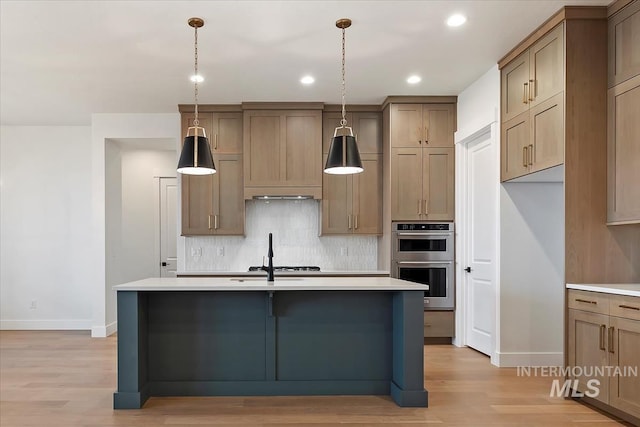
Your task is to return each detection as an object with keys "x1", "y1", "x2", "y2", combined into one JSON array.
[
  {"x1": 340, "y1": 26, "x2": 347, "y2": 127},
  {"x1": 193, "y1": 24, "x2": 199, "y2": 127}
]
